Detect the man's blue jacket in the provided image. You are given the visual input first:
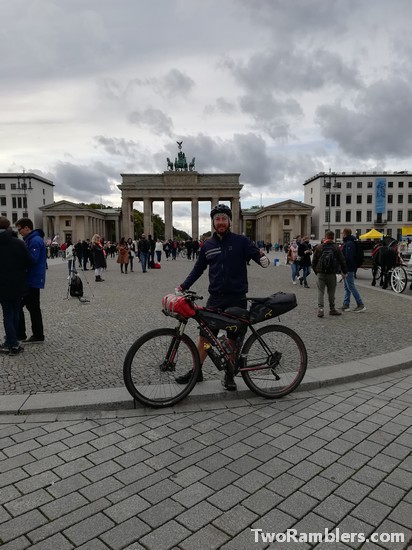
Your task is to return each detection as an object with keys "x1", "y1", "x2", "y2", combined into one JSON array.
[
  {"x1": 24, "y1": 230, "x2": 47, "y2": 289},
  {"x1": 181, "y1": 231, "x2": 261, "y2": 296}
]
